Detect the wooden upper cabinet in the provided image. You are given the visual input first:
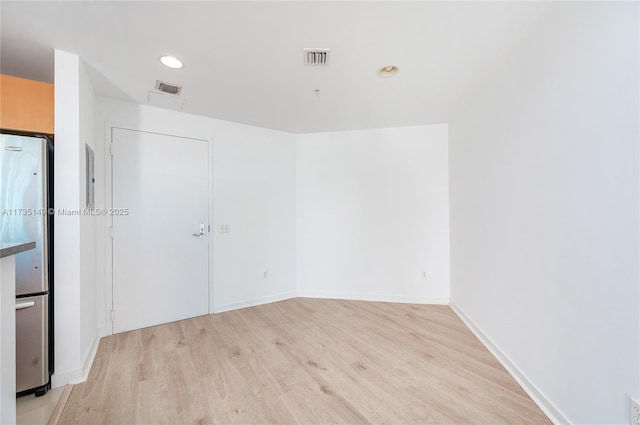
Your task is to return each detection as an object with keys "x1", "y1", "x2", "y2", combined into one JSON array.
[{"x1": 0, "y1": 74, "x2": 54, "y2": 134}]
